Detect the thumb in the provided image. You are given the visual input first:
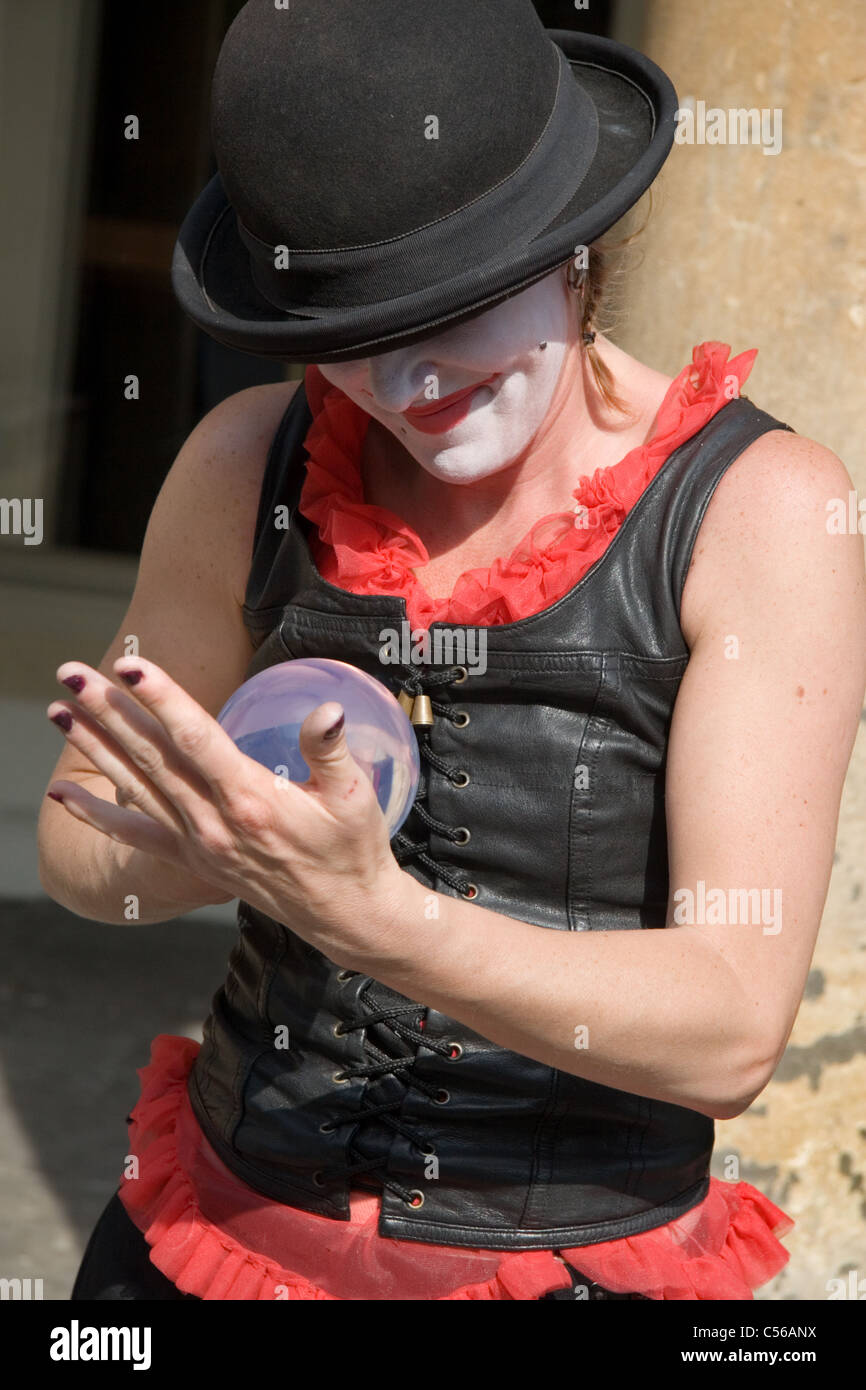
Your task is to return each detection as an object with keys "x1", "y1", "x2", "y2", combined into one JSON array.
[{"x1": 298, "y1": 701, "x2": 354, "y2": 790}]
